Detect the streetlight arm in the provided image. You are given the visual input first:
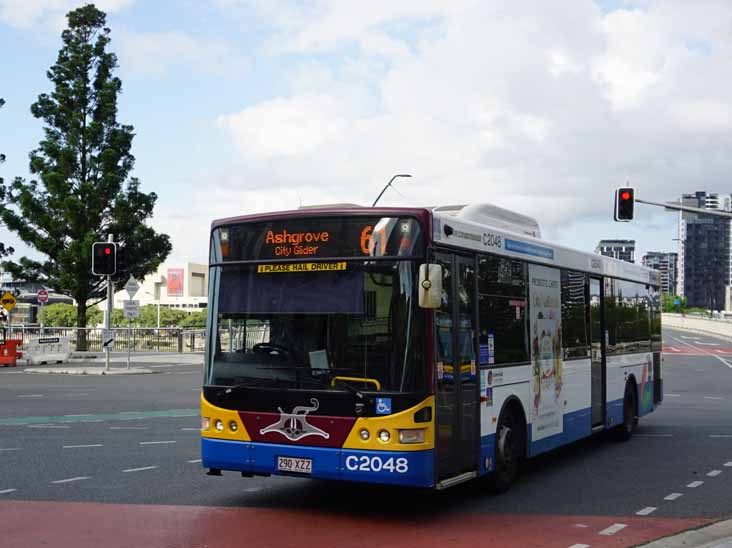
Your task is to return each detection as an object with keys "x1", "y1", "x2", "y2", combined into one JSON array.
[{"x1": 372, "y1": 174, "x2": 411, "y2": 207}]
